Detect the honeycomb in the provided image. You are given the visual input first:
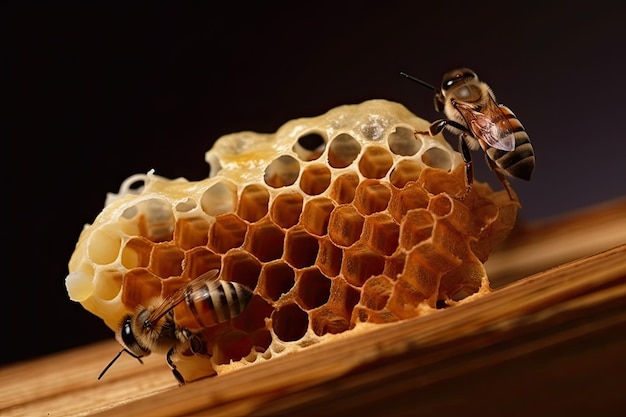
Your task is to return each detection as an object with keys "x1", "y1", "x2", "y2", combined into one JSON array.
[{"x1": 66, "y1": 99, "x2": 518, "y2": 381}]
